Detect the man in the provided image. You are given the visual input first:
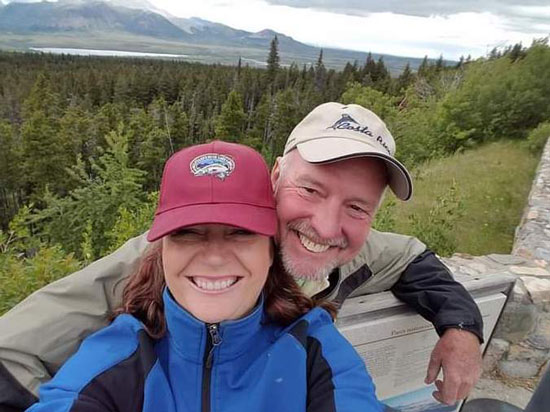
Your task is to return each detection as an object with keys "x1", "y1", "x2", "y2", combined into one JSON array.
[{"x1": 0, "y1": 102, "x2": 482, "y2": 411}]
